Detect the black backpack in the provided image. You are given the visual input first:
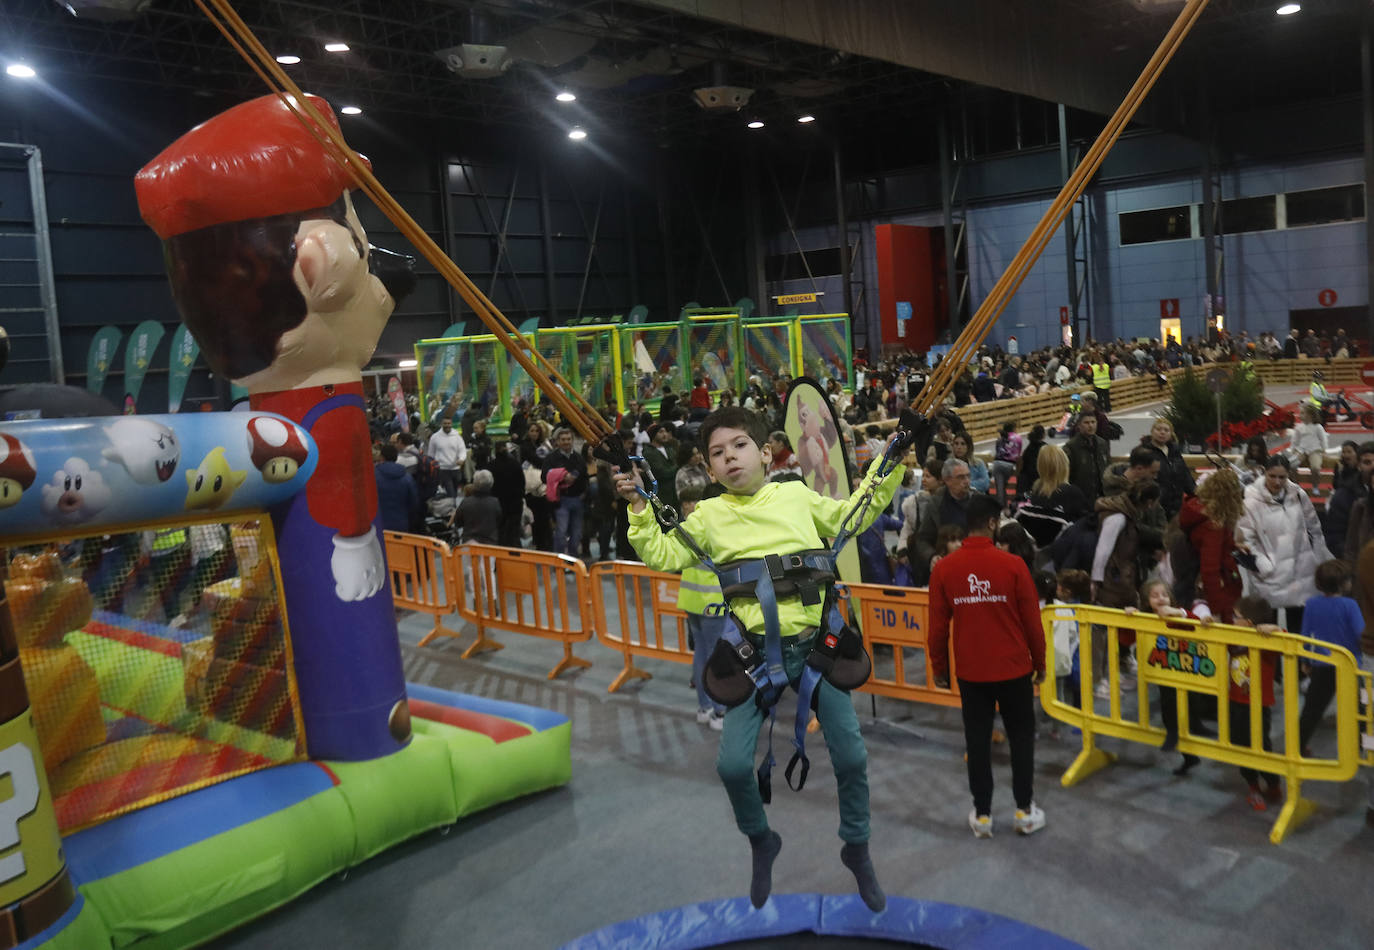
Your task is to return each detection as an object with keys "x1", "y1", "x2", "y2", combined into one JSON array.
[{"x1": 1049, "y1": 513, "x2": 1100, "y2": 572}]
